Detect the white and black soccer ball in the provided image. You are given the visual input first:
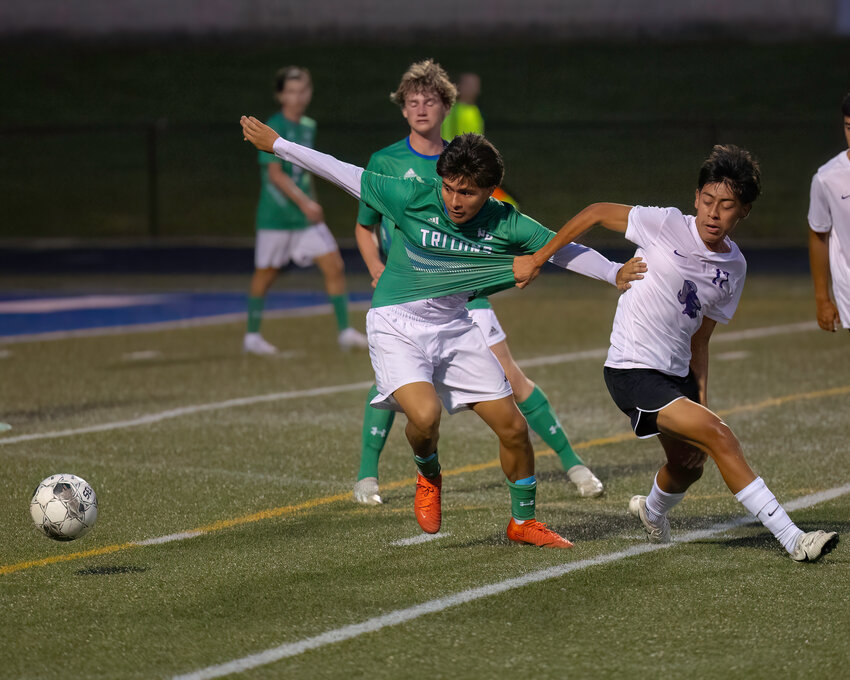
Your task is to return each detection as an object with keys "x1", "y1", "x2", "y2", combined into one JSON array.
[{"x1": 30, "y1": 474, "x2": 98, "y2": 541}]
